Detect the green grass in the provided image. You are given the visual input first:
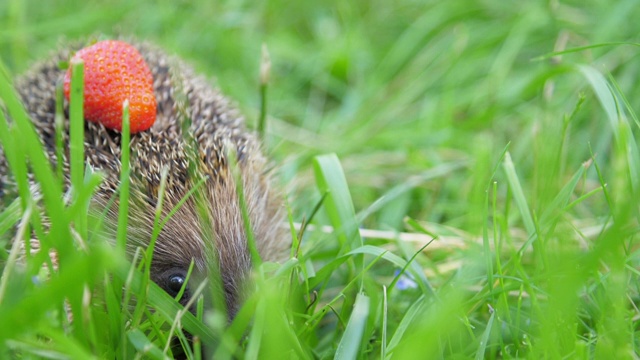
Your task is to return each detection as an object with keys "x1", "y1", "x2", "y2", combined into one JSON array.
[{"x1": 2, "y1": 0, "x2": 640, "y2": 358}]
